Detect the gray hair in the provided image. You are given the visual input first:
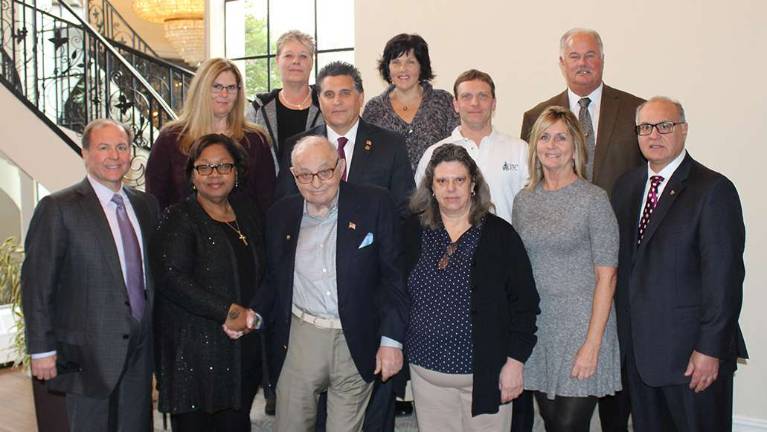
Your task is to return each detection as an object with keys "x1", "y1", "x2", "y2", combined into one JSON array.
[
  {"x1": 635, "y1": 96, "x2": 687, "y2": 124},
  {"x1": 317, "y1": 61, "x2": 364, "y2": 93},
  {"x1": 559, "y1": 28, "x2": 604, "y2": 58},
  {"x1": 409, "y1": 143, "x2": 493, "y2": 229},
  {"x1": 290, "y1": 135, "x2": 336, "y2": 166},
  {"x1": 276, "y1": 30, "x2": 316, "y2": 57},
  {"x1": 81, "y1": 119, "x2": 133, "y2": 149}
]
